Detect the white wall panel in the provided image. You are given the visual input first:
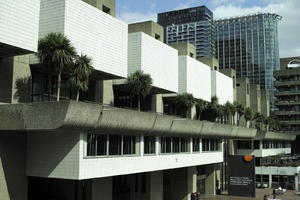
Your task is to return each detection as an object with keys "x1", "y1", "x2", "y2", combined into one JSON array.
[
  {"x1": 39, "y1": 0, "x2": 128, "y2": 78},
  {"x1": 211, "y1": 71, "x2": 233, "y2": 104},
  {"x1": 179, "y1": 56, "x2": 211, "y2": 101},
  {"x1": 128, "y1": 32, "x2": 178, "y2": 93},
  {"x1": 0, "y1": 0, "x2": 40, "y2": 52}
]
